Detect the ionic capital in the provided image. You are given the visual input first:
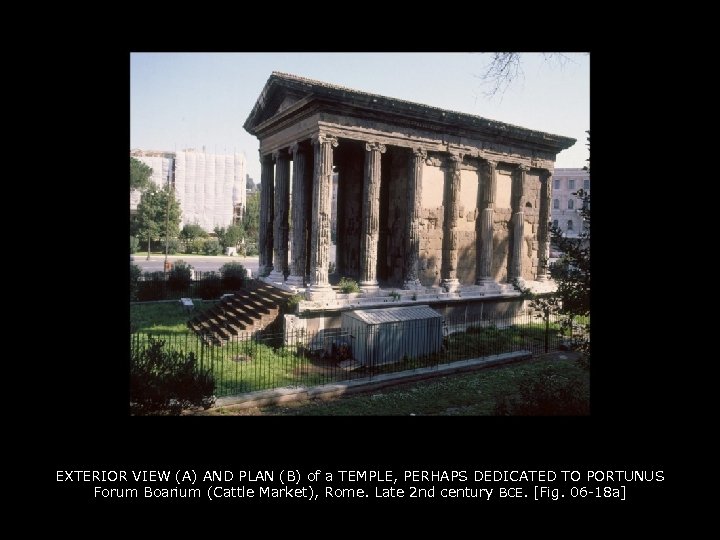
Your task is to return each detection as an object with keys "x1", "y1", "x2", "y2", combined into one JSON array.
[
  {"x1": 412, "y1": 148, "x2": 427, "y2": 159},
  {"x1": 365, "y1": 142, "x2": 387, "y2": 153},
  {"x1": 311, "y1": 133, "x2": 339, "y2": 148}
]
